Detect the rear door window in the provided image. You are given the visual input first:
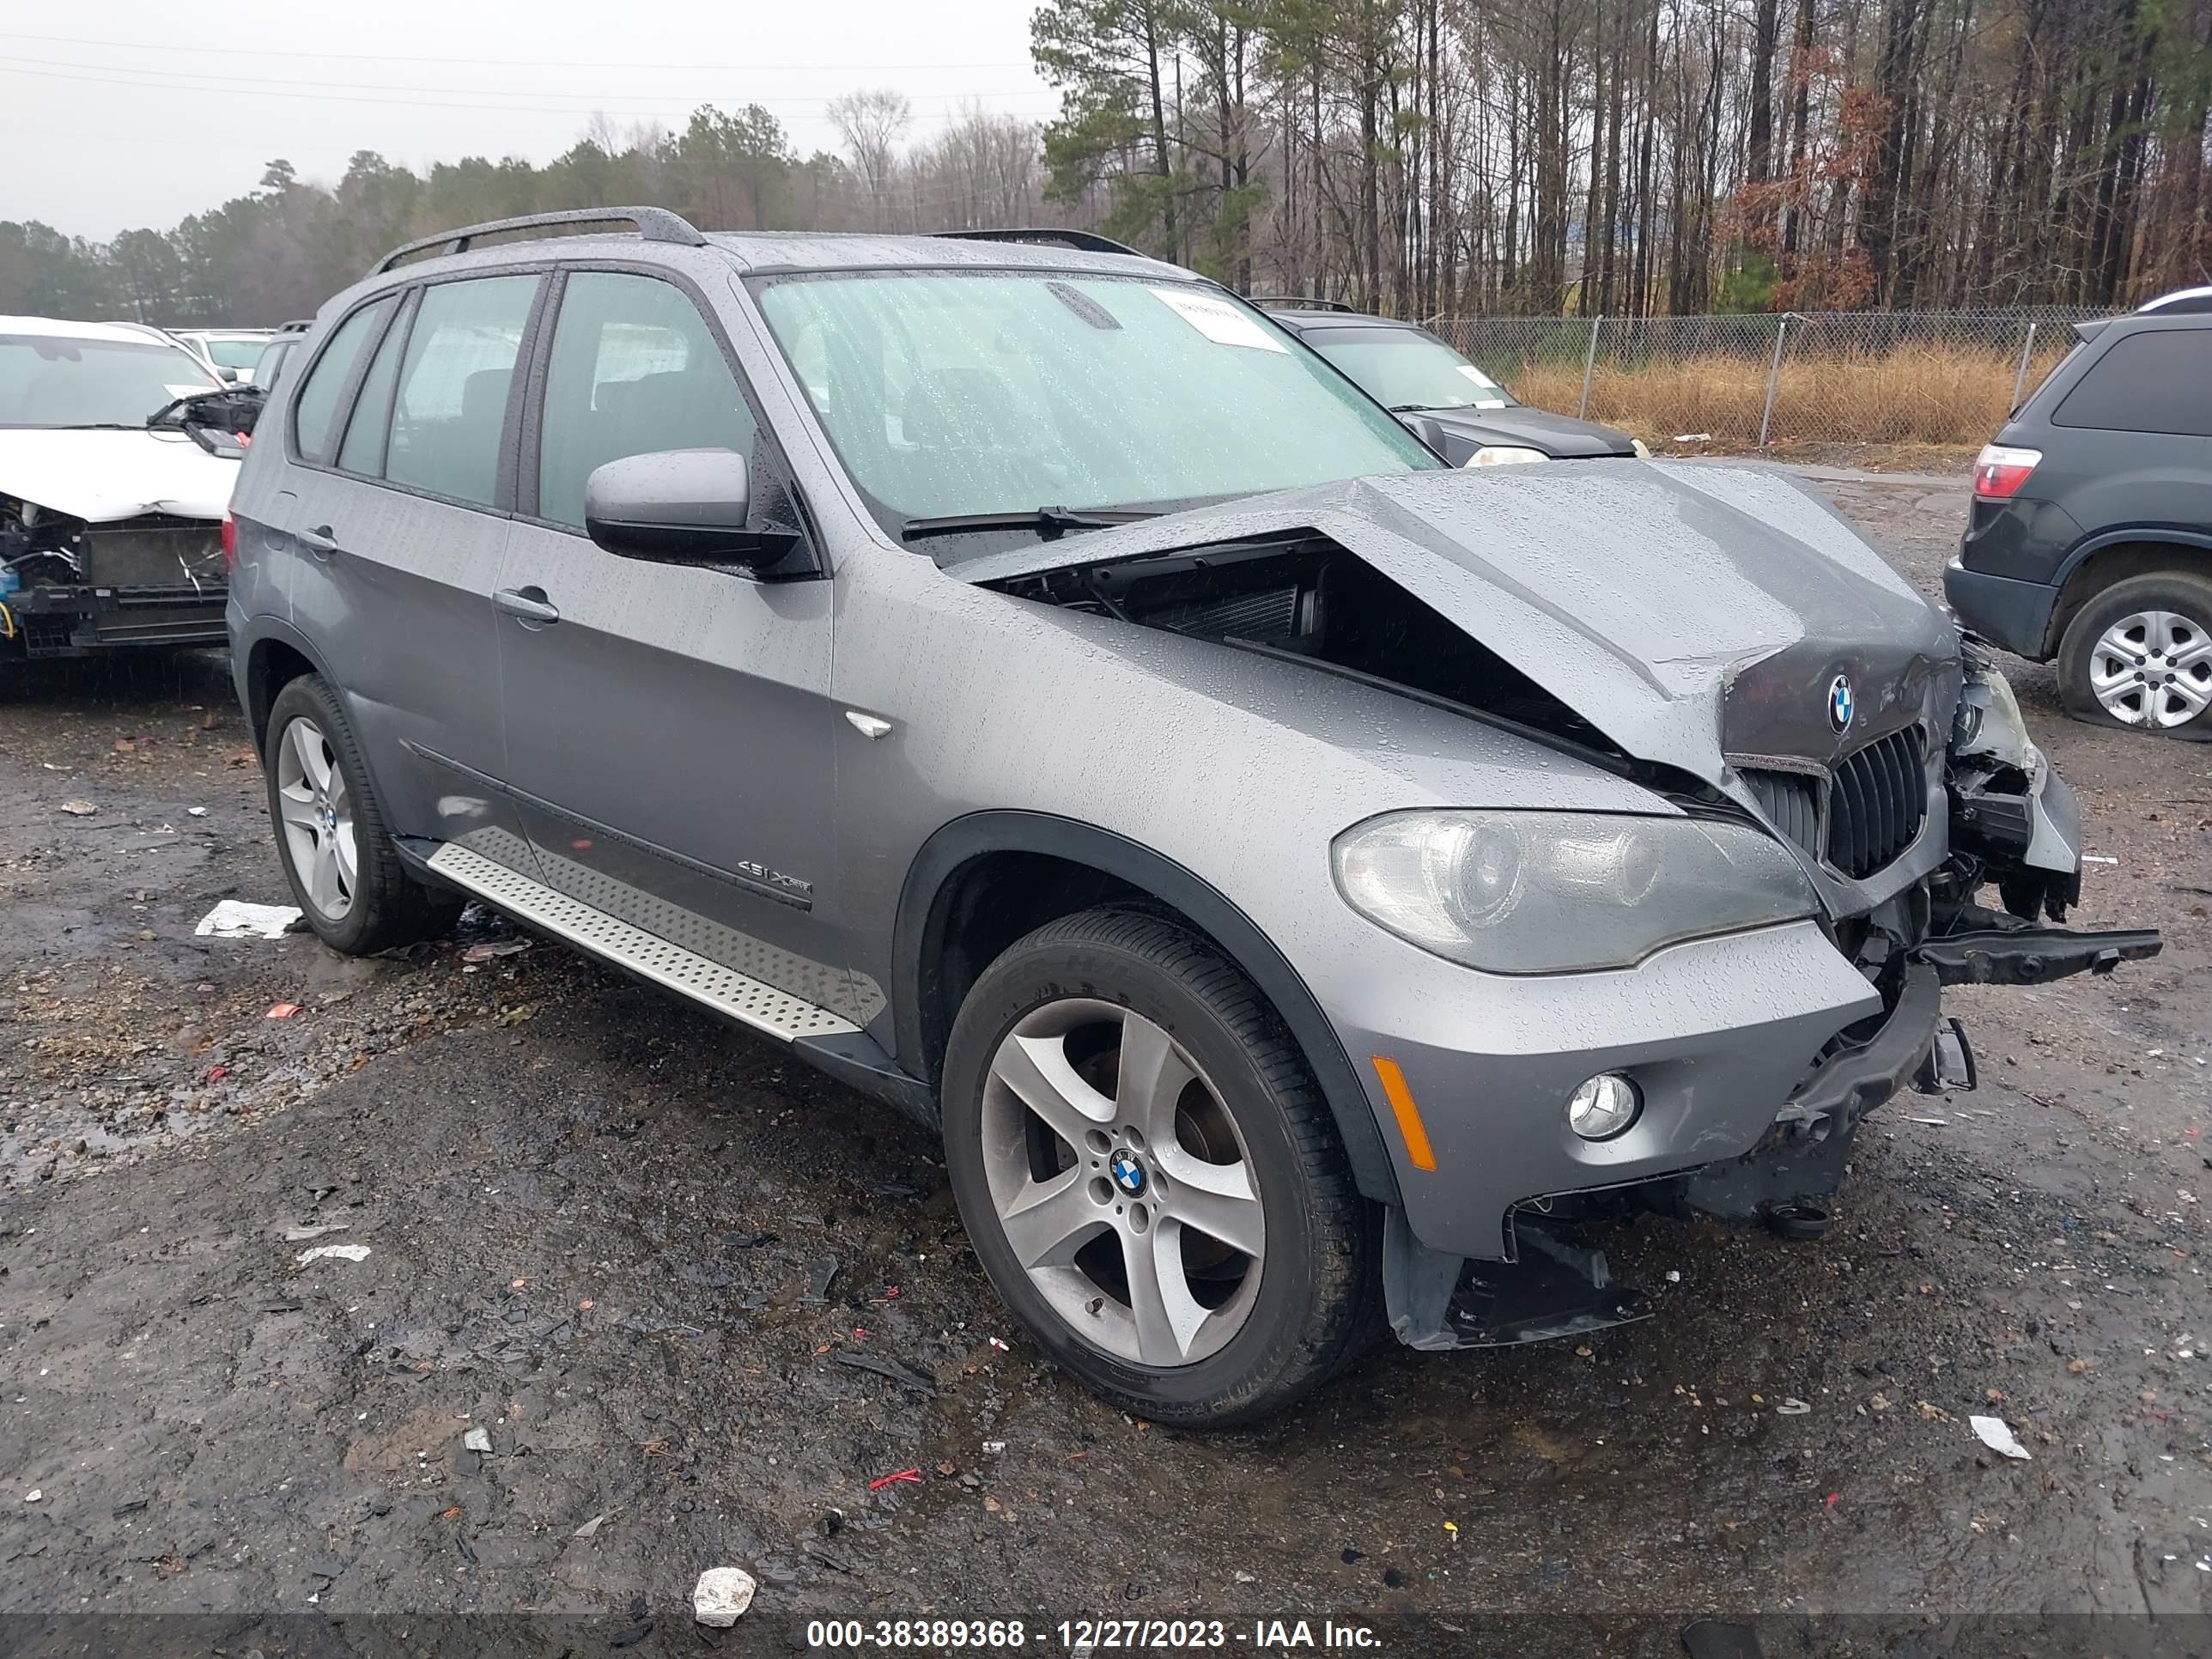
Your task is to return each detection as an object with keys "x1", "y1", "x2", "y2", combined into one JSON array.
[
  {"x1": 533, "y1": 271, "x2": 757, "y2": 529},
  {"x1": 289, "y1": 299, "x2": 392, "y2": 463},
  {"x1": 337, "y1": 298, "x2": 410, "y2": 477},
  {"x1": 2053, "y1": 330, "x2": 2212, "y2": 437},
  {"x1": 382, "y1": 275, "x2": 540, "y2": 507}
]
